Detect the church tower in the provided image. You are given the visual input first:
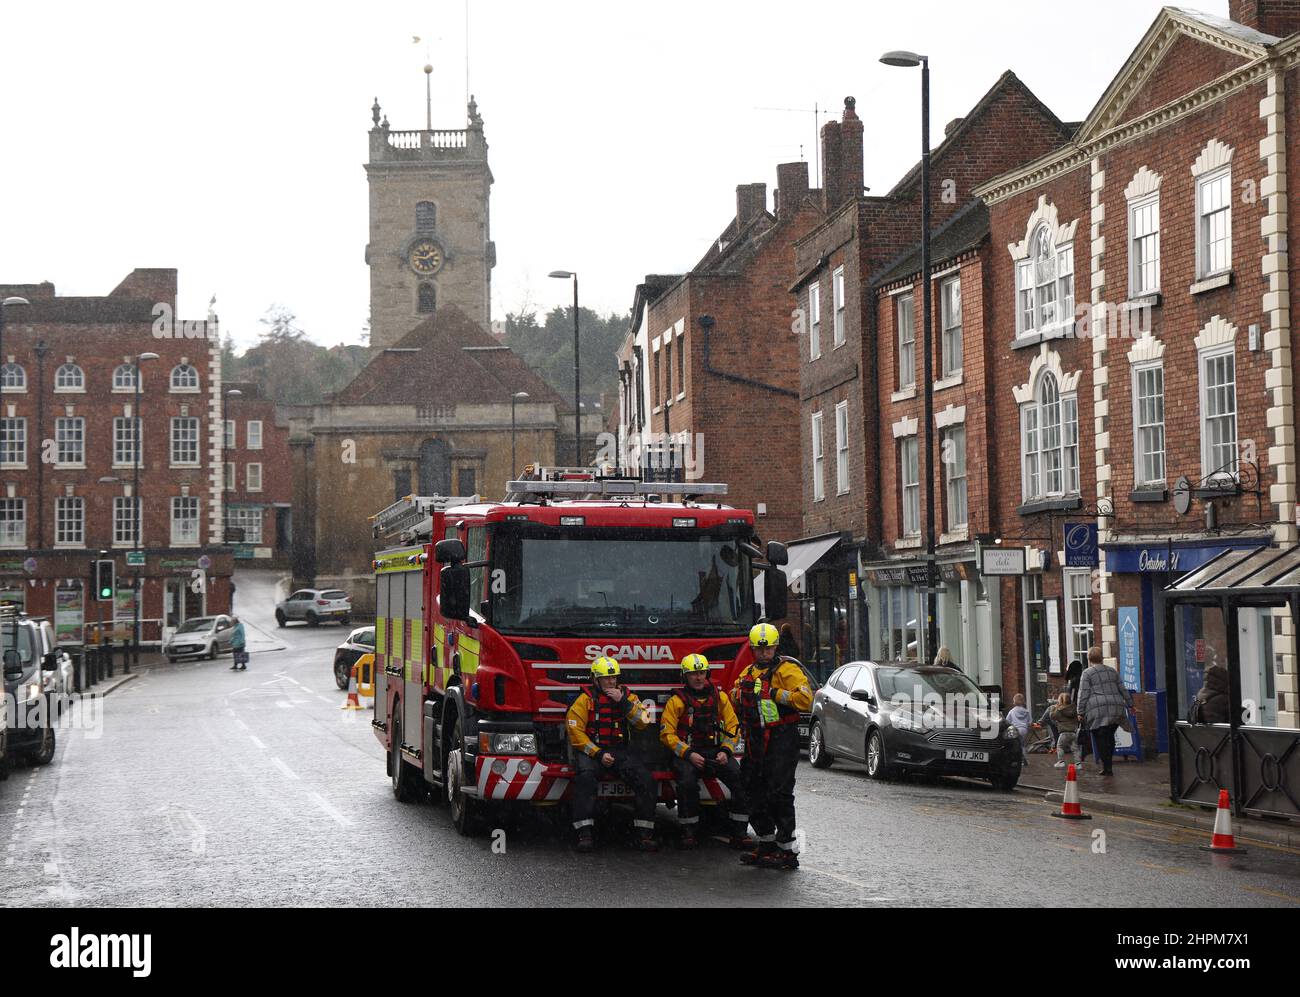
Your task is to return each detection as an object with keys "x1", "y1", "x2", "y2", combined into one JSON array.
[{"x1": 365, "y1": 76, "x2": 494, "y2": 349}]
